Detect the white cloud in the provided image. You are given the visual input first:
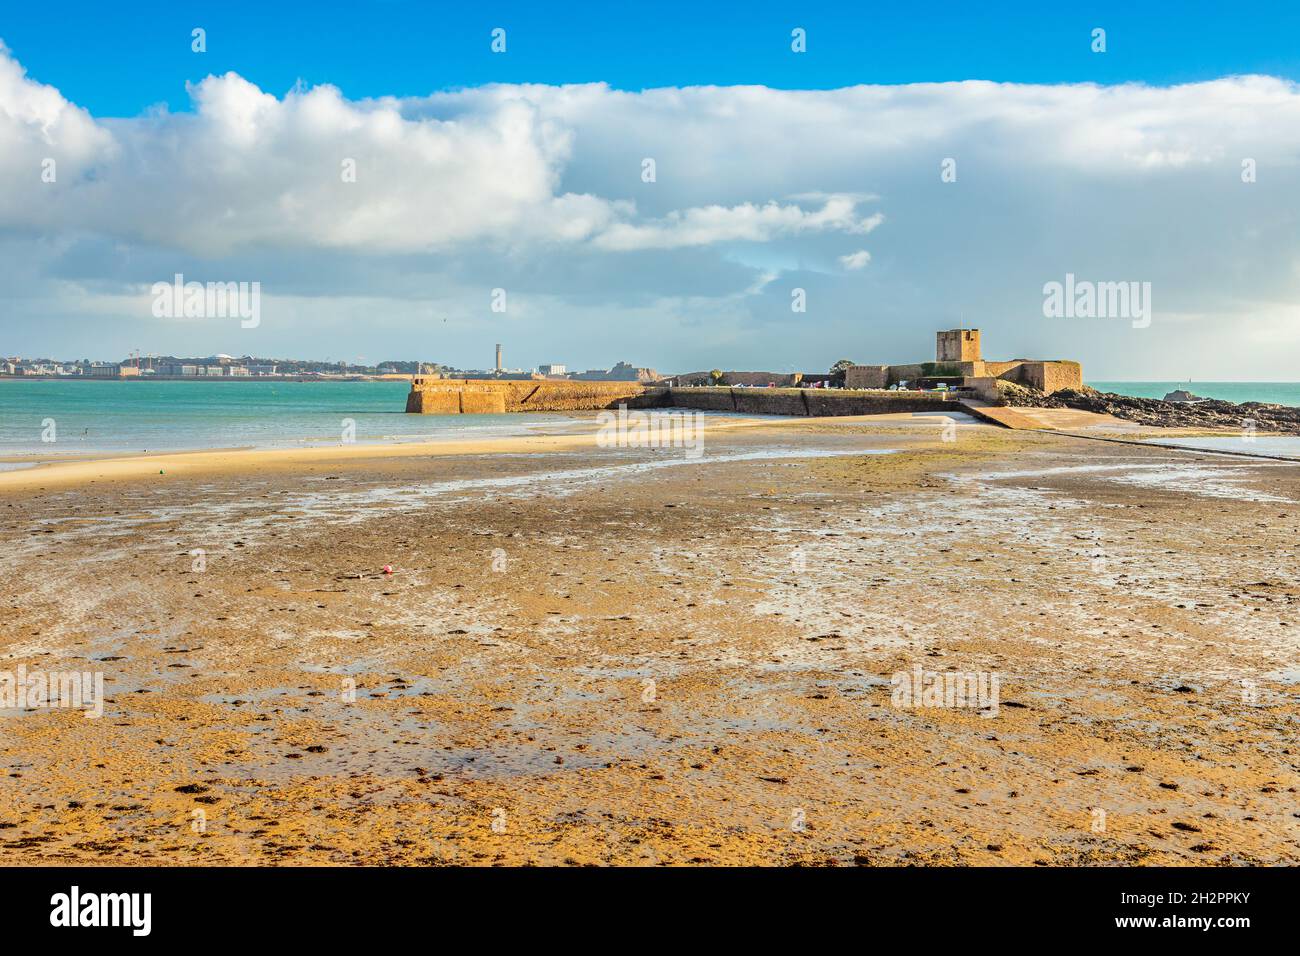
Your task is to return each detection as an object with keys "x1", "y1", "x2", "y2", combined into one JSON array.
[
  {"x1": 0, "y1": 52, "x2": 883, "y2": 256},
  {"x1": 593, "y1": 196, "x2": 881, "y2": 251},
  {"x1": 3, "y1": 41, "x2": 1300, "y2": 378},
  {"x1": 0, "y1": 41, "x2": 113, "y2": 223}
]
